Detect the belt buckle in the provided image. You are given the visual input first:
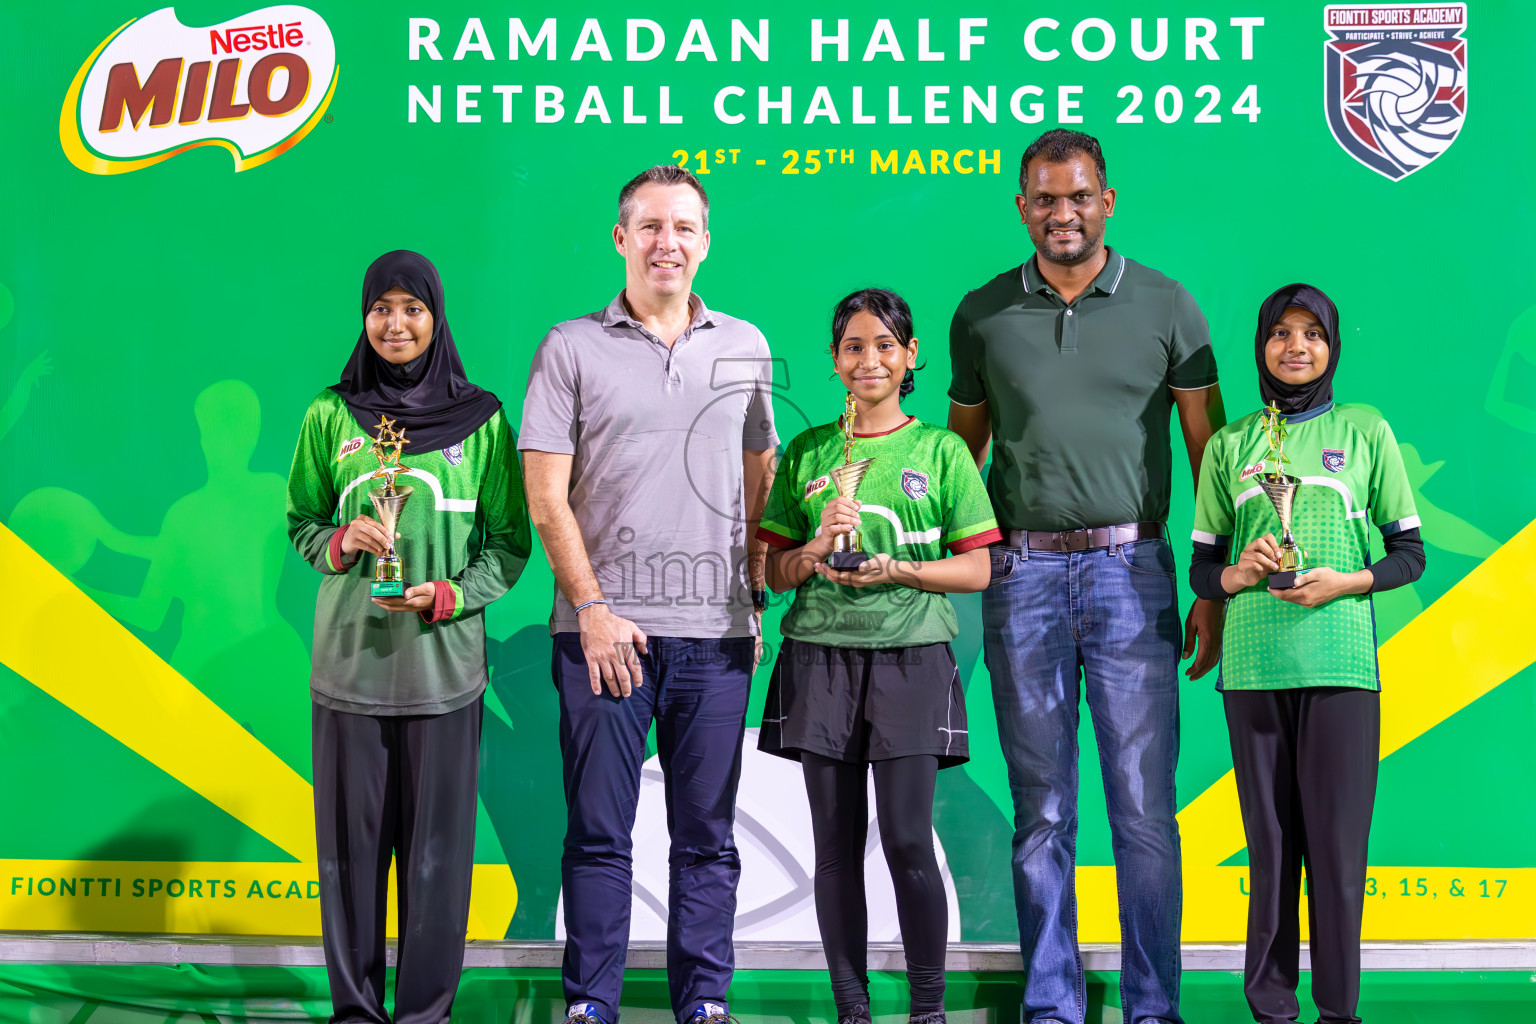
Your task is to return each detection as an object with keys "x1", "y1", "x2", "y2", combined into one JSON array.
[{"x1": 1062, "y1": 531, "x2": 1091, "y2": 552}]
